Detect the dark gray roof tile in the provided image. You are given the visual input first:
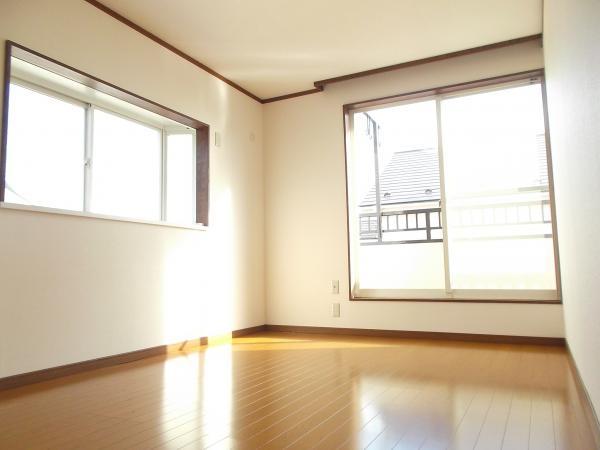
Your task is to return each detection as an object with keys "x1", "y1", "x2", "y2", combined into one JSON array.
[{"x1": 361, "y1": 148, "x2": 440, "y2": 206}]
